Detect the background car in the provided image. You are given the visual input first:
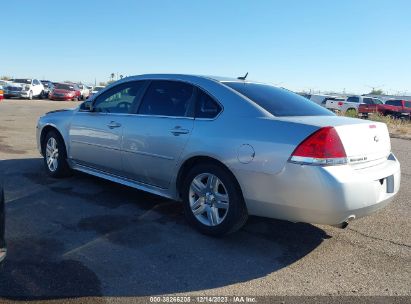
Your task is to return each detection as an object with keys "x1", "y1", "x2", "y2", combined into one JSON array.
[
  {"x1": 326, "y1": 95, "x2": 384, "y2": 115},
  {"x1": 40, "y1": 80, "x2": 55, "y2": 98},
  {"x1": 77, "y1": 84, "x2": 90, "y2": 100},
  {"x1": 5, "y1": 78, "x2": 45, "y2": 100},
  {"x1": 49, "y1": 83, "x2": 81, "y2": 101},
  {"x1": 36, "y1": 74, "x2": 400, "y2": 236},
  {"x1": 88, "y1": 85, "x2": 105, "y2": 98},
  {"x1": 308, "y1": 94, "x2": 346, "y2": 108}
]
